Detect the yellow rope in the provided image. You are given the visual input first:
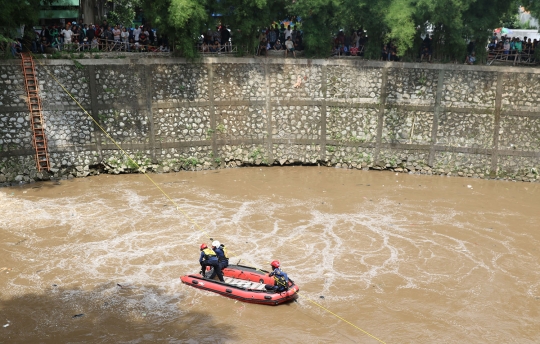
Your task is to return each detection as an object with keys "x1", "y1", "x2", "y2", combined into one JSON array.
[
  {"x1": 29, "y1": 53, "x2": 386, "y2": 343},
  {"x1": 28, "y1": 54, "x2": 211, "y2": 241},
  {"x1": 297, "y1": 291, "x2": 386, "y2": 344}
]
